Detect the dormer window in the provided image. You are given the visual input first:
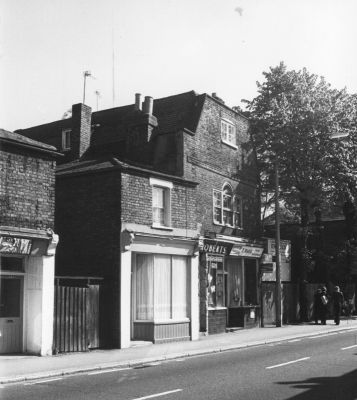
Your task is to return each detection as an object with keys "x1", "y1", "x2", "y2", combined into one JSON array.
[
  {"x1": 213, "y1": 185, "x2": 243, "y2": 228},
  {"x1": 221, "y1": 119, "x2": 237, "y2": 148},
  {"x1": 62, "y1": 129, "x2": 71, "y2": 151}
]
